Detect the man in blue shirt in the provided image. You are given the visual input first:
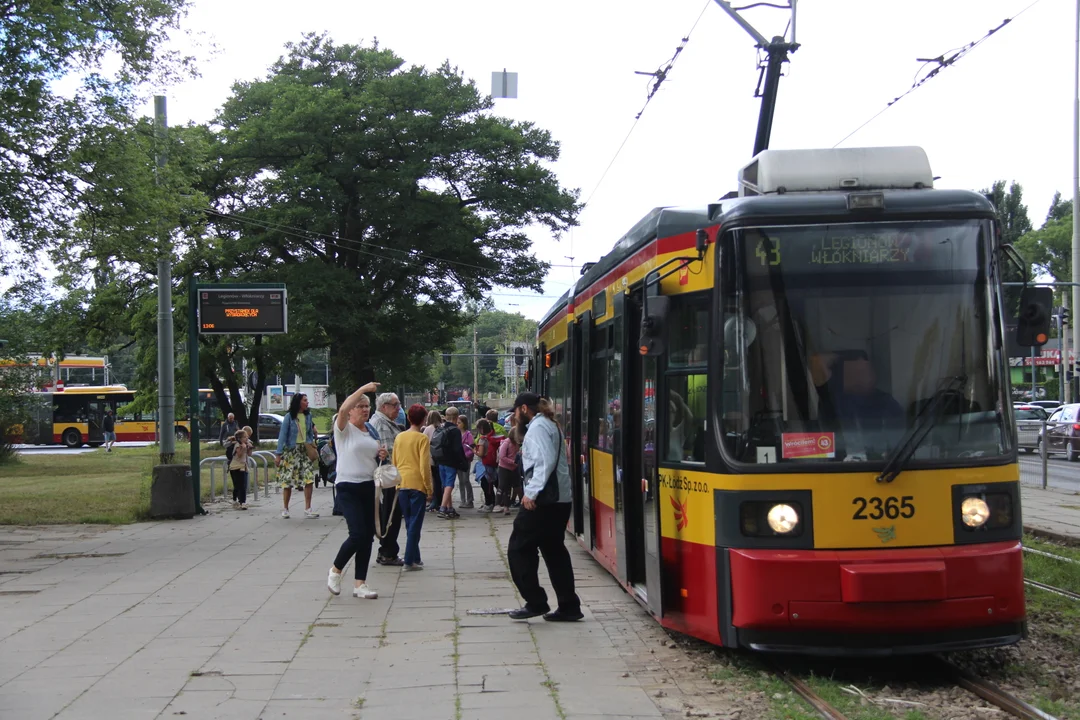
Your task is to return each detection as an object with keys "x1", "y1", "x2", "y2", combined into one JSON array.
[{"x1": 506, "y1": 392, "x2": 582, "y2": 622}]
